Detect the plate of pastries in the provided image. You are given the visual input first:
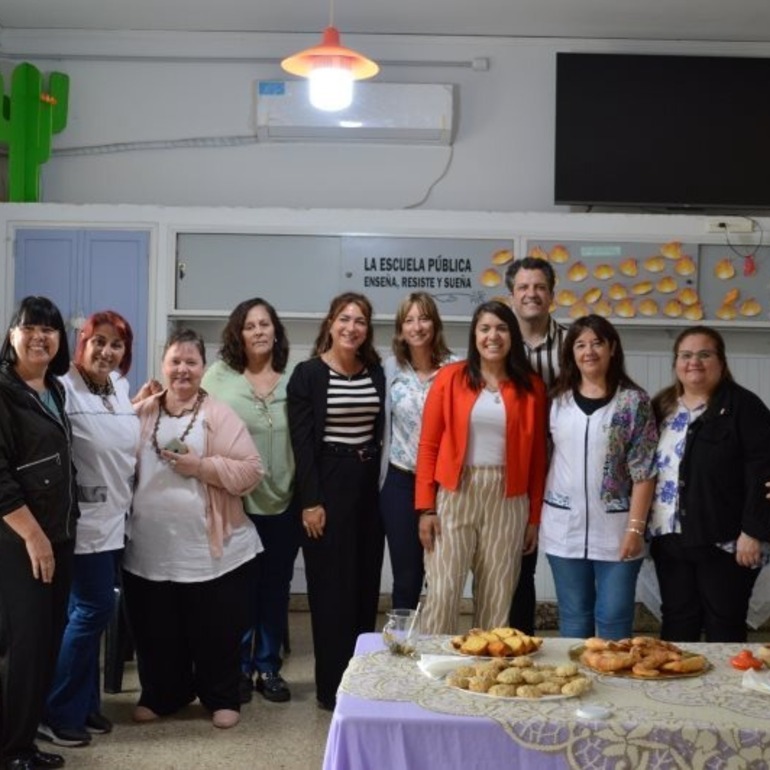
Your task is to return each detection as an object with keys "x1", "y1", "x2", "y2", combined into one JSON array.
[
  {"x1": 447, "y1": 627, "x2": 544, "y2": 658},
  {"x1": 446, "y1": 657, "x2": 592, "y2": 700},
  {"x1": 572, "y1": 636, "x2": 710, "y2": 679}
]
